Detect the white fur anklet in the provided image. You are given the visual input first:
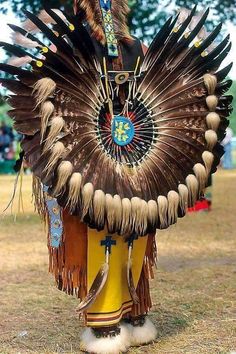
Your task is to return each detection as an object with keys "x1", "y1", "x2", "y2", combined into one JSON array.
[
  {"x1": 125, "y1": 317, "x2": 157, "y2": 346},
  {"x1": 80, "y1": 324, "x2": 131, "y2": 354}
]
